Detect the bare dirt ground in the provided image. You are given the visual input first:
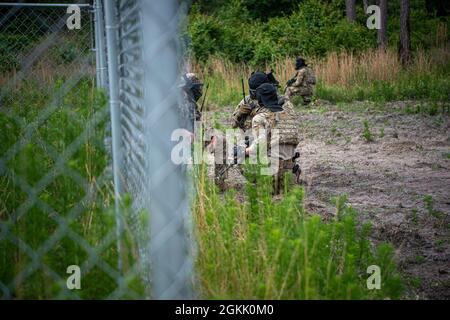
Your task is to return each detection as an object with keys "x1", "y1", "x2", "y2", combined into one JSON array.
[{"x1": 208, "y1": 99, "x2": 450, "y2": 299}]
